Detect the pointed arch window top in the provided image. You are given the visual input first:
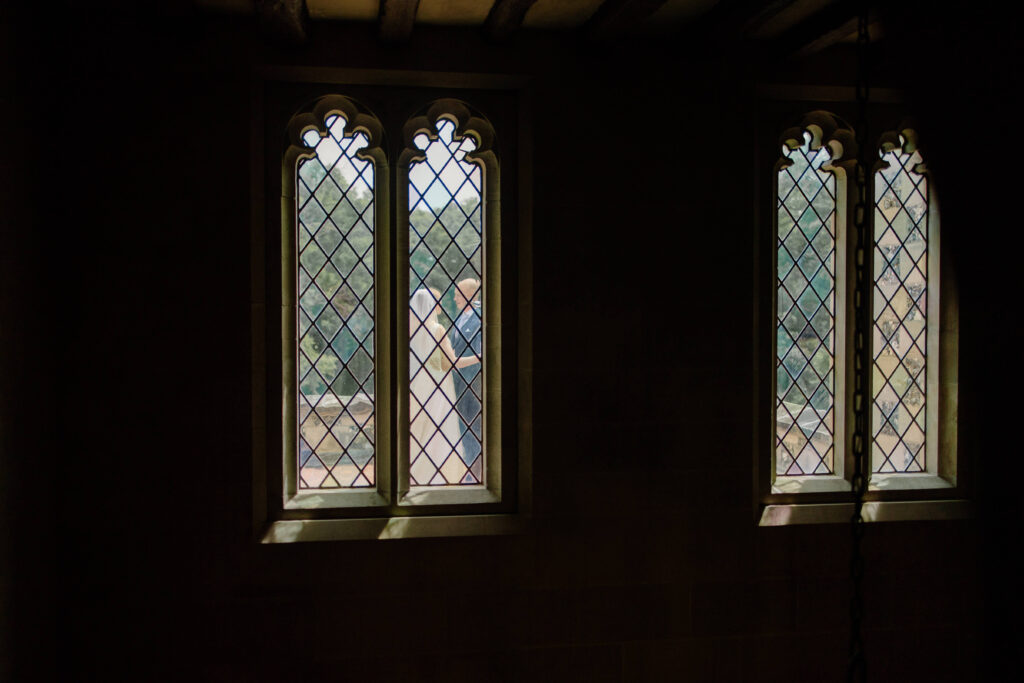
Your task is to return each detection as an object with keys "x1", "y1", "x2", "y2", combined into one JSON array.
[
  {"x1": 400, "y1": 99, "x2": 497, "y2": 166},
  {"x1": 285, "y1": 94, "x2": 386, "y2": 175},
  {"x1": 409, "y1": 118, "x2": 482, "y2": 211}
]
